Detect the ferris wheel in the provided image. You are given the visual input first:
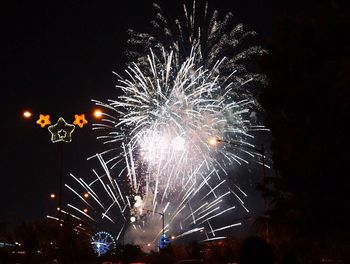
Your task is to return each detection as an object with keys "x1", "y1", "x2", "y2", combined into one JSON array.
[{"x1": 91, "y1": 231, "x2": 116, "y2": 256}]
